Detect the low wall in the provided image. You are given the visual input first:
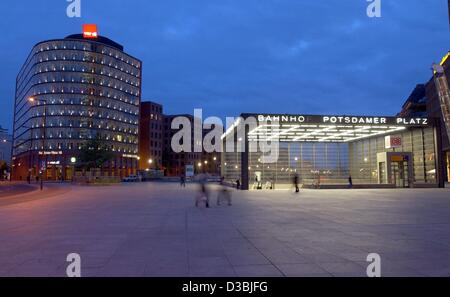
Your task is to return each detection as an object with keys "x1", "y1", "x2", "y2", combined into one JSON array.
[{"x1": 73, "y1": 170, "x2": 121, "y2": 184}]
